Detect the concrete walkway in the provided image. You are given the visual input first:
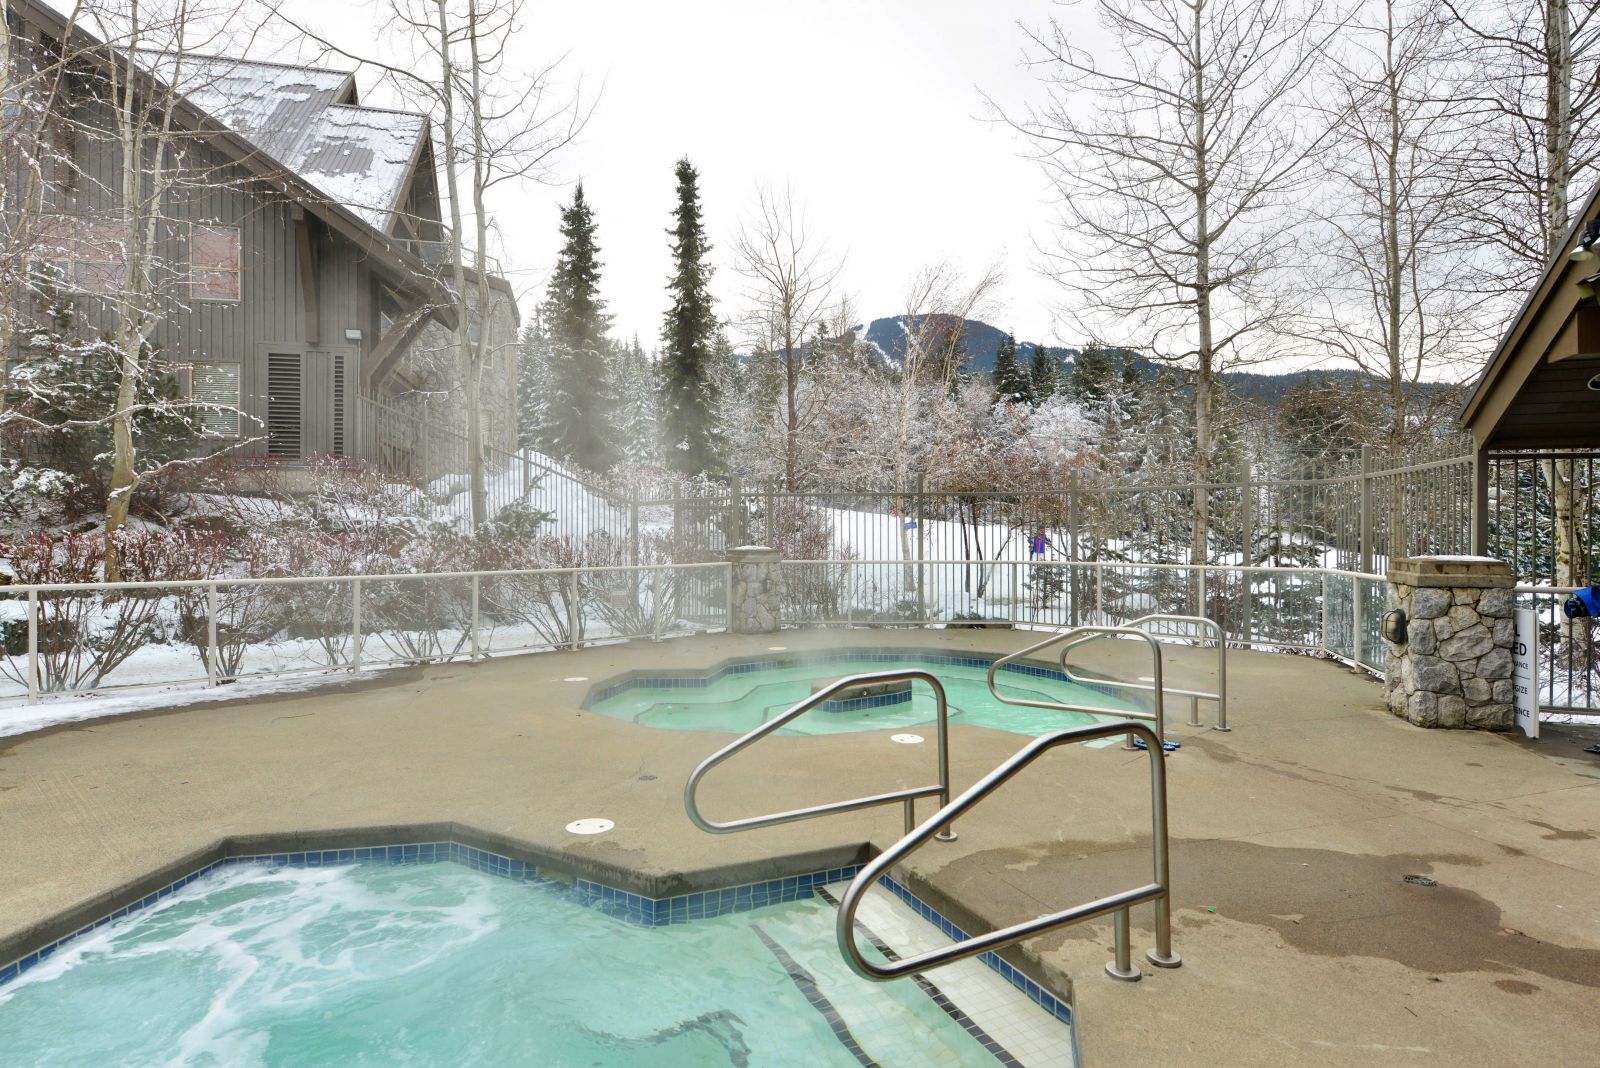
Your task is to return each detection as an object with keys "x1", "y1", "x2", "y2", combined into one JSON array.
[{"x1": 1, "y1": 628, "x2": 1596, "y2": 1065}]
